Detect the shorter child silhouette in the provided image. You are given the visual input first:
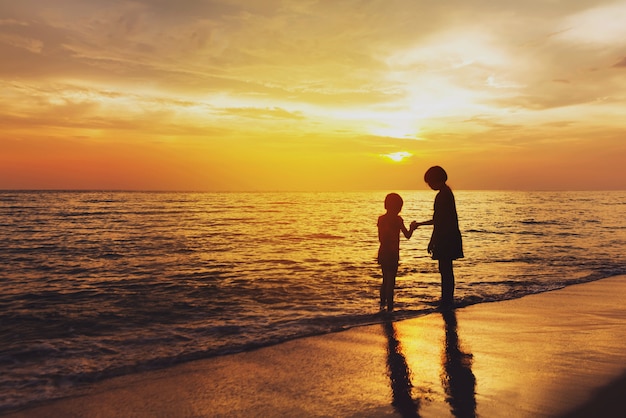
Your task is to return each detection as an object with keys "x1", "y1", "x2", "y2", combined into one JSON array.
[{"x1": 377, "y1": 193, "x2": 418, "y2": 312}]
